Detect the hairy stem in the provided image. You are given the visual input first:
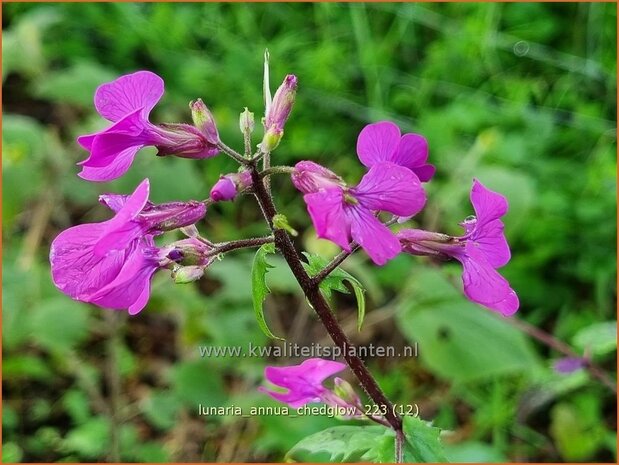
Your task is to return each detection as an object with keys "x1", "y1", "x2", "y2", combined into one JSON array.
[
  {"x1": 313, "y1": 243, "x2": 360, "y2": 284},
  {"x1": 260, "y1": 166, "x2": 295, "y2": 178},
  {"x1": 249, "y1": 166, "x2": 403, "y2": 435},
  {"x1": 207, "y1": 236, "x2": 275, "y2": 256},
  {"x1": 218, "y1": 141, "x2": 249, "y2": 164}
]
